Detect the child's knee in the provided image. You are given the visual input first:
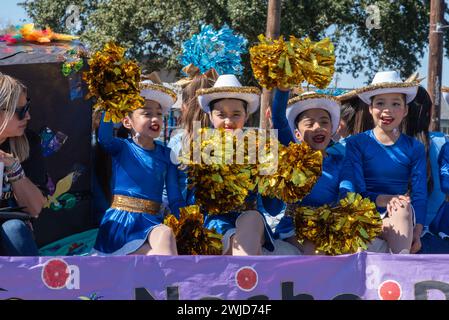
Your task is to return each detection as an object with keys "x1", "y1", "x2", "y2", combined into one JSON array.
[
  {"x1": 155, "y1": 225, "x2": 176, "y2": 241},
  {"x1": 237, "y1": 210, "x2": 263, "y2": 227},
  {"x1": 0, "y1": 219, "x2": 28, "y2": 237}
]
